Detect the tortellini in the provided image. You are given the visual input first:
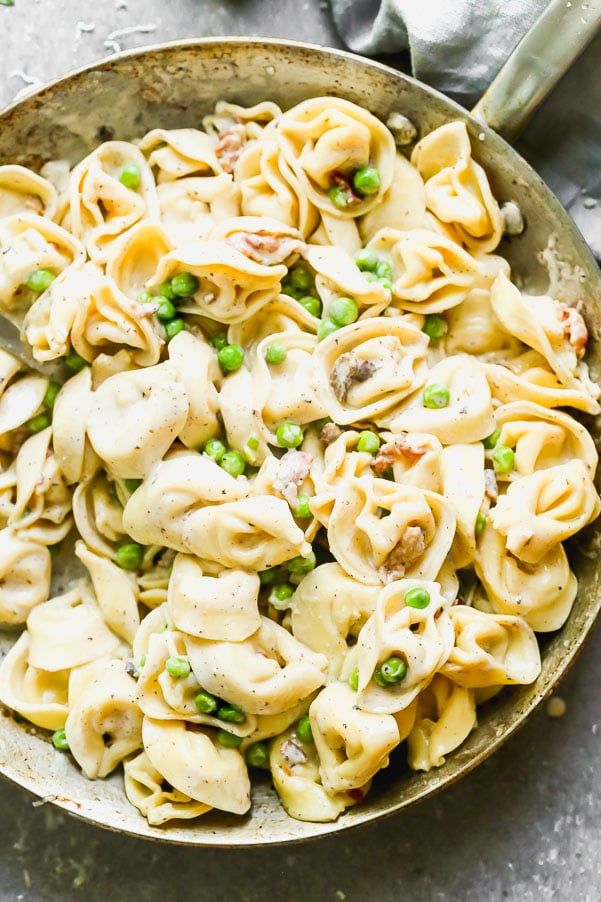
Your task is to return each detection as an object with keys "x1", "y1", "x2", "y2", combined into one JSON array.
[
  {"x1": 167, "y1": 553, "x2": 261, "y2": 641},
  {"x1": 0, "y1": 97, "x2": 597, "y2": 830},
  {"x1": 490, "y1": 461, "x2": 600, "y2": 564},
  {"x1": 270, "y1": 726, "x2": 360, "y2": 822},
  {"x1": 0, "y1": 528, "x2": 51, "y2": 625},
  {"x1": 355, "y1": 580, "x2": 455, "y2": 713},
  {"x1": 87, "y1": 362, "x2": 189, "y2": 478},
  {"x1": 411, "y1": 121, "x2": 503, "y2": 253},
  {"x1": 406, "y1": 675, "x2": 477, "y2": 772},
  {"x1": 69, "y1": 141, "x2": 158, "y2": 262},
  {"x1": 185, "y1": 617, "x2": 327, "y2": 715},
  {"x1": 0, "y1": 633, "x2": 68, "y2": 729},
  {"x1": 149, "y1": 240, "x2": 287, "y2": 323},
  {"x1": 441, "y1": 606, "x2": 541, "y2": 688},
  {"x1": 313, "y1": 476, "x2": 455, "y2": 585},
  {"x1": 366, "y1": 227, "x2": 480, "y2": 313},
  {"x1": 291, "y1": 563, "x2": 378, "y2": 677},
  {"x1": 142, "y1": 717, "x2": 251, "y2": 815},
  {"x1": 275, "y1": 97, "x2": 395, "y2": 218},
  {"x1": 66, "y1": 658, "x2": 143, "y2": 778},
  {"x1": 309, "y1": 682, "x2": 400, "y2": 793},
  {"x1": 384, "y1": 354, "x2": 495, "y2": 443},
  {"x1": 0, "y1": 213, "x2": 85, "y2": 314},
  {"x1": 475, "y1": 525, "x2": 577, "y2": 631},
  {"x1": 124, "y1": 751, "x2": 211, "y2": 825},
  {"x1": 313, "y1": 317, "x2": 429, "y2": 425}
]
